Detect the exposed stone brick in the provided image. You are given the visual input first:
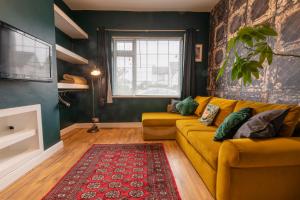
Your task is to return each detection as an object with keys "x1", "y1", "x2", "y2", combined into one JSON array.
[
  {"x1": 250, "y1": 0, "x2": 270, "y2": 20},
  {"x1": 229, "y1": 14, "x2": 244, "y2": 34},
  {"x1": 231, "y1": 0, "x2": 247, "y2": 11},
  {"x1": 215, "y1": 24, "x2": 225, "y2": 44},
  {"x1": 215, "y1": 49, "x2": 224, "y2": 66},
  {"x1": 281, "y1": 11, "x2": 300, "y2": 43}
]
